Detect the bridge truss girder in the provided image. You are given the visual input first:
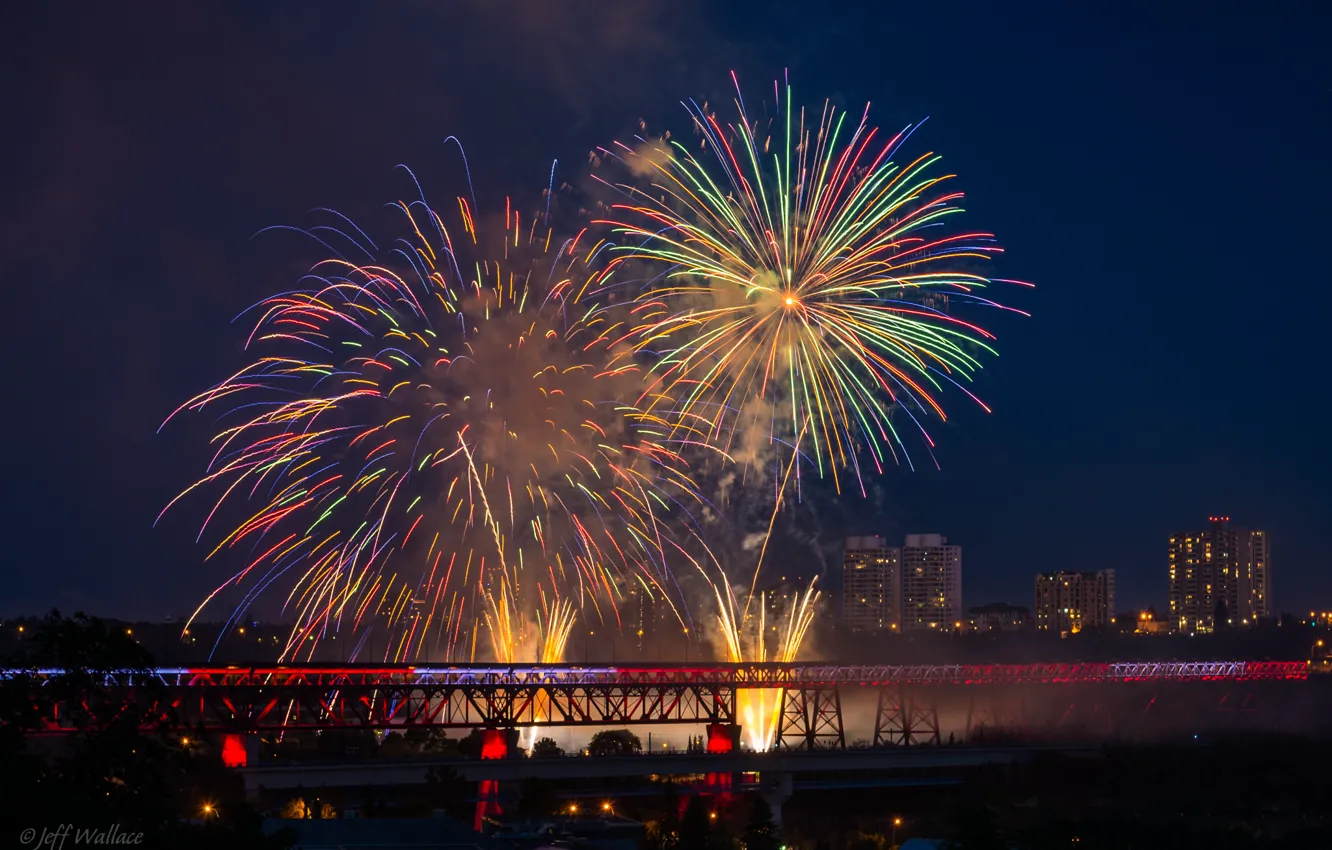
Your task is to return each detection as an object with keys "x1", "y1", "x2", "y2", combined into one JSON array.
[
  {"x1": 132, "y1": 684, "x2": 735, "y2": 732},
  {"x1": 873, "y1": 686, "x2": 941, "y2": 747},
  {"x1": 775, "y1": 686, "x2": 845, "y2": 751},
  {"x1": 14, "y1": 661, "x2": 1312, "y2": 742}
]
